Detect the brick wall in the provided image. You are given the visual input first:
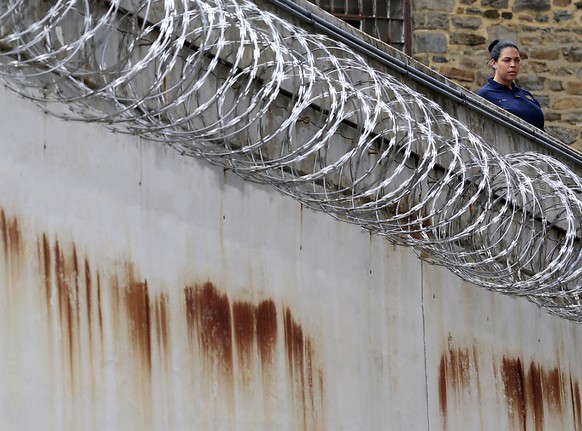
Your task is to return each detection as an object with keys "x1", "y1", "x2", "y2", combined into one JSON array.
[{"x1": 411, "y1": 0, "x2": 582, "y2": 151}]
